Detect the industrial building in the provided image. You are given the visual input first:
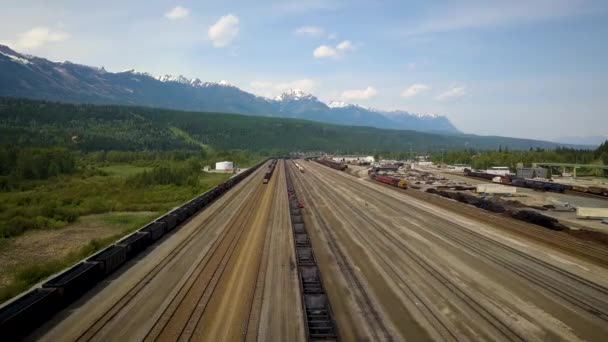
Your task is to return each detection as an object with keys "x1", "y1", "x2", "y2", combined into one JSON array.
[
  {"x1": 331, "y1": 155, "x2": 375, "y2": 164},
  {"x1": 215, "y1": 161, "x2": 234, "y2": 172},
  {"x1": 486, "y1": 166, "x2": 511, "y2": 176},
  {"x1": 517, "y1": 167, "x2": 548, "y2": 179}
]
